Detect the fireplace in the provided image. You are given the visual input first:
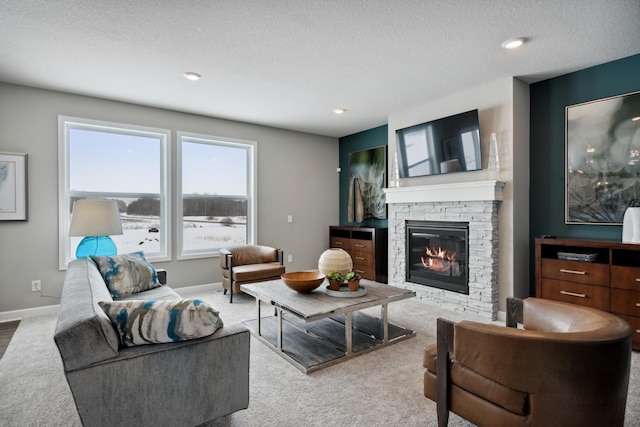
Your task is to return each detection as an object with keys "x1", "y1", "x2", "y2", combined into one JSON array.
[{"x1": 406, "y1": 220, "x2": 469, "y2": 294}]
